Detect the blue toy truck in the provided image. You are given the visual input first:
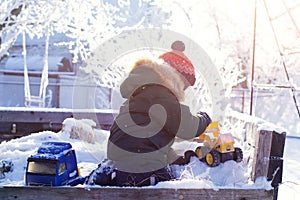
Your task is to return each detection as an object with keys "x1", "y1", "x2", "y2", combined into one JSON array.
[{"x1": 25, "y1": 142, "x2": 85, "y2": 186}]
